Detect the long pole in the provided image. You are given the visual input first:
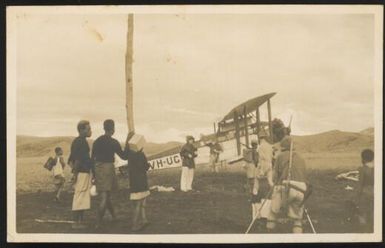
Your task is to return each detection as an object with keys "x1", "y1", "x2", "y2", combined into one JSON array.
[{"x1": 126, "y1": 14, "x2": 135, "y2": 134}]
